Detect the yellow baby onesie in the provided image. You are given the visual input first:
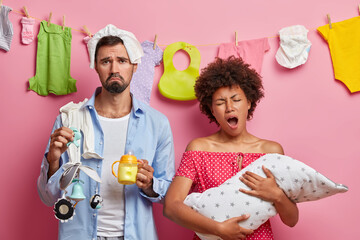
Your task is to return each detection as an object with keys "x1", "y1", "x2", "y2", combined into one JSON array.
[{"x1": 318, "y1": 16, "x2": 360, "y2": 93}]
